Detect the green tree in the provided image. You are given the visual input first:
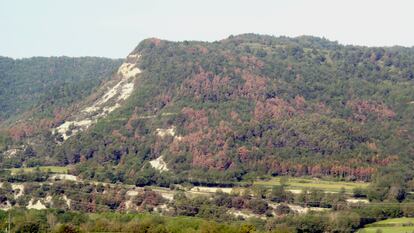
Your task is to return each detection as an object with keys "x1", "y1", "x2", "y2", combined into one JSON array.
[
  {"x1": 15, "y1": 222, "x2": 40, "y2": 233},
  {"x1": 54, "y1": 224, "x2": 82, "y2": 233}
]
